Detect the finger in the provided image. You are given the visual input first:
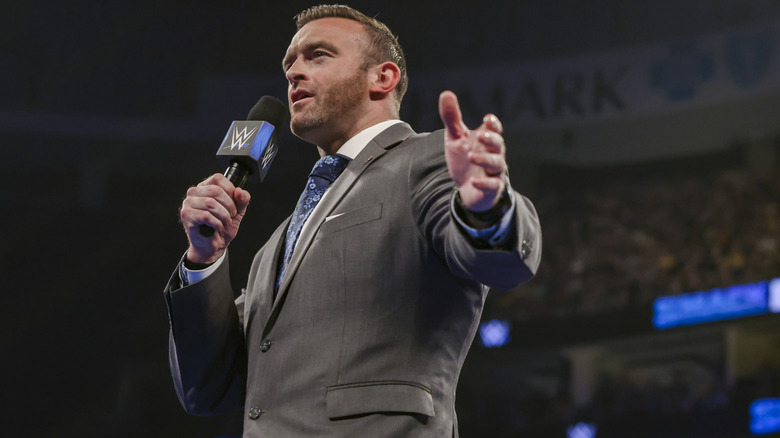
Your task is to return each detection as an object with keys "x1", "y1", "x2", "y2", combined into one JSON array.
[
  {"x1": 438, "y1": 90, "x2": 468, "y2": 139},
  {"x1": 190, "y1": 195, "x2": 235, "y2": 223},
  {"x1": 187, "y1": 207, "x2": 226, "y2": 234},
  {"x1": 182, "y1": 196, "x2": 234, "y2": 231},
  {"x1": 233, "y1": 187, "x2": 252, "y2": 216},
  {"x1": 196, "y1": 173, "x2": 224, "y2": 187},
  {"x1": 187, "y1": 185, "x2": 239, "y2": 217},
  {"x1": 468, "y1": 151, "x2": 505, "y2": 176},
  {"x1": 470, "y1": 175, "x2": 505, "y2": 195},
  {"x1": 197, "y1": 173, "x2": 237, "y2": 195},
  {"x1": 477, "y1": 130, "x2": 506, "y2": 154},
  {"x1": 180, "y1": 200, "x2": 226, "y2": 236},
  {"x1": 482, "y1": 113, "x2": 503, "y2": 134}
]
